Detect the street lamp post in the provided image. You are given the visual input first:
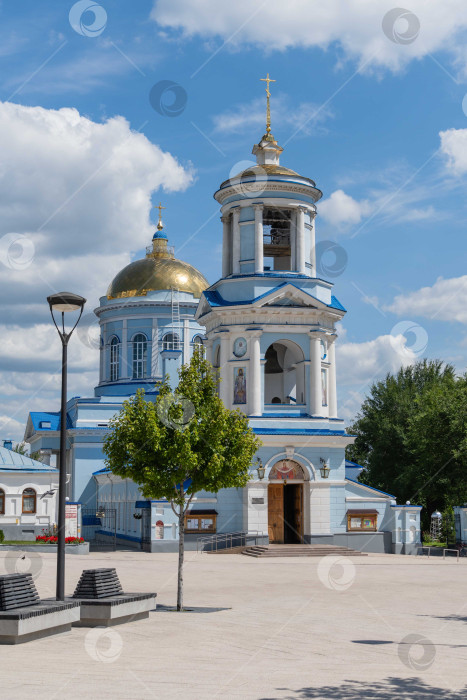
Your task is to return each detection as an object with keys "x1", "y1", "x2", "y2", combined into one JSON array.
[{"x1": 47, "y1": 292, "x2": 86, "y2": 601}]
